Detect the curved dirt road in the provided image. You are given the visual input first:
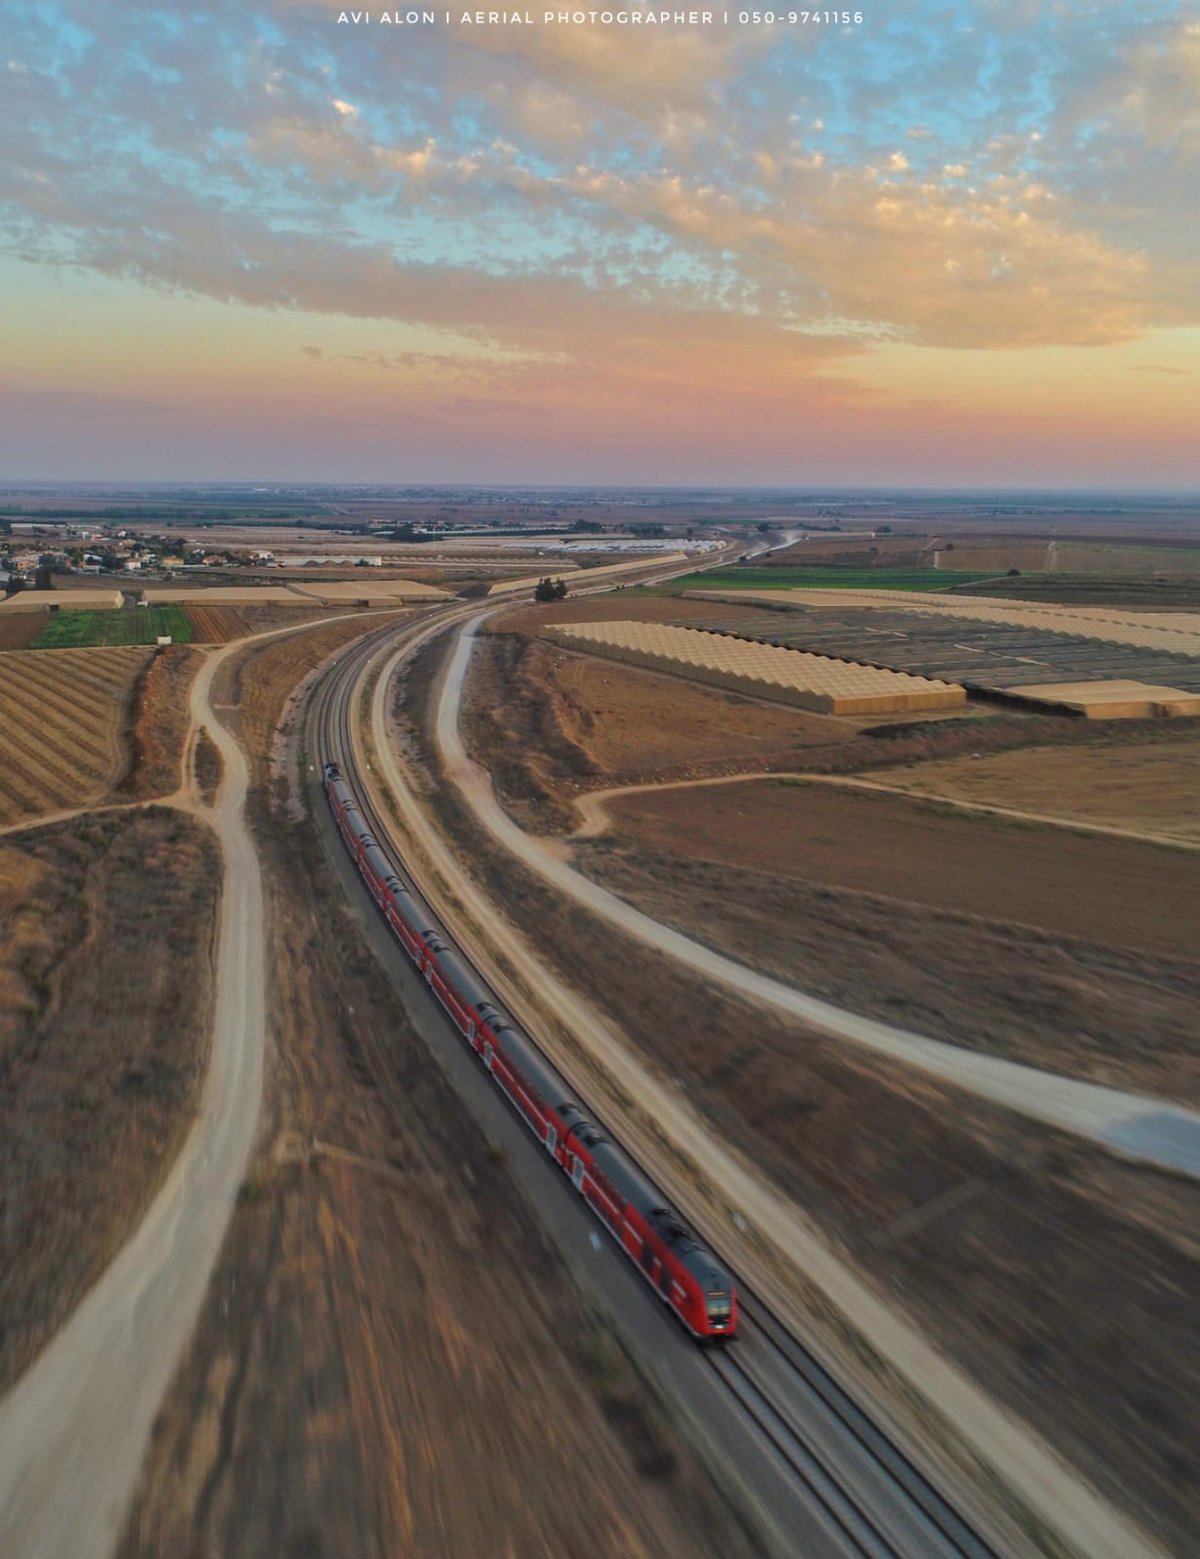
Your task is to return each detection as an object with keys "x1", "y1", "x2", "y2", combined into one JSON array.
[
  {"x1": 572, "y1": 771, "x2": 1200, "y2": 853},
  {"x1": 369, "y1": 619, "x2": 1163, "y2": 1559},
  {"x1": 438, "y1": 614, "x2": 1200, "y2": 1180},
  {"x1": 0, "y1": 644, "x2": 262, "y2": 1559}
]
